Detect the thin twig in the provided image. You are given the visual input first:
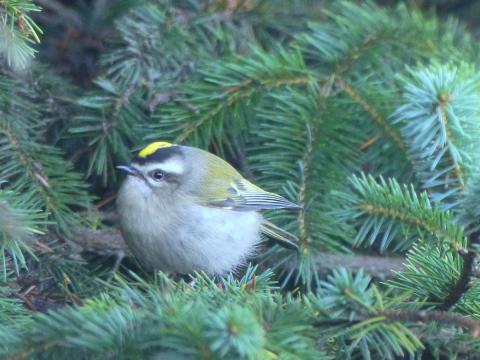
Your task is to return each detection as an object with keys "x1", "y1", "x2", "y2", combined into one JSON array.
[
  {"x1": 382, "y1": 309, "x2": 480, "y2": 337},
  {"x1": 316, "y1": 309, "x2": 480, "y2": 338},
  {"x1": 16, "y1": 293, "x2": 37, "y2": 311},
  {"x1": 297, "y1": 126, "x2": 317, "y2": 250},
  {"x1": 437, "y1": 95, "x2": 465, "y2": 192},
  {"x1": 439, "y1": 227, "x2": 480, "y2": 310}
]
